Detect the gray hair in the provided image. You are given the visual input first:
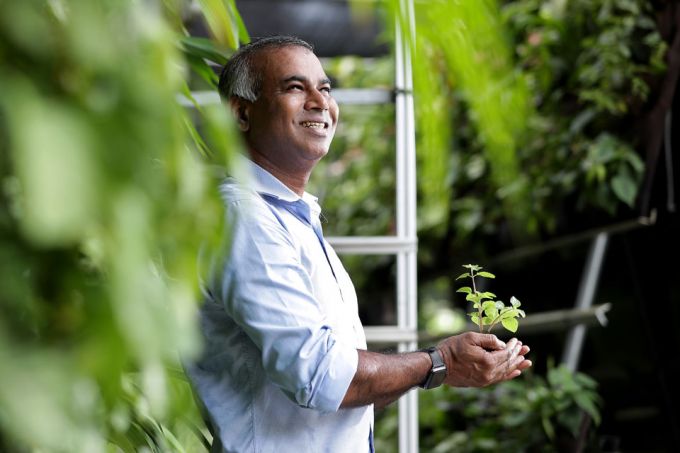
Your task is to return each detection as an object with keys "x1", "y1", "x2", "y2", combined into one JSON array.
[{"x1": 218, "y1": 36, "x2": 314, "y2": 102}]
